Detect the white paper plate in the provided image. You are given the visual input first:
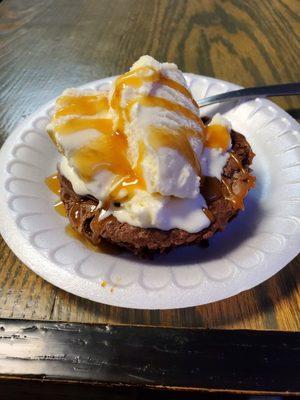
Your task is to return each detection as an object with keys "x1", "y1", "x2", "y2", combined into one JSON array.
[{"x1": 0, "y1": 74, "x2": 299, "y2": 309}]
